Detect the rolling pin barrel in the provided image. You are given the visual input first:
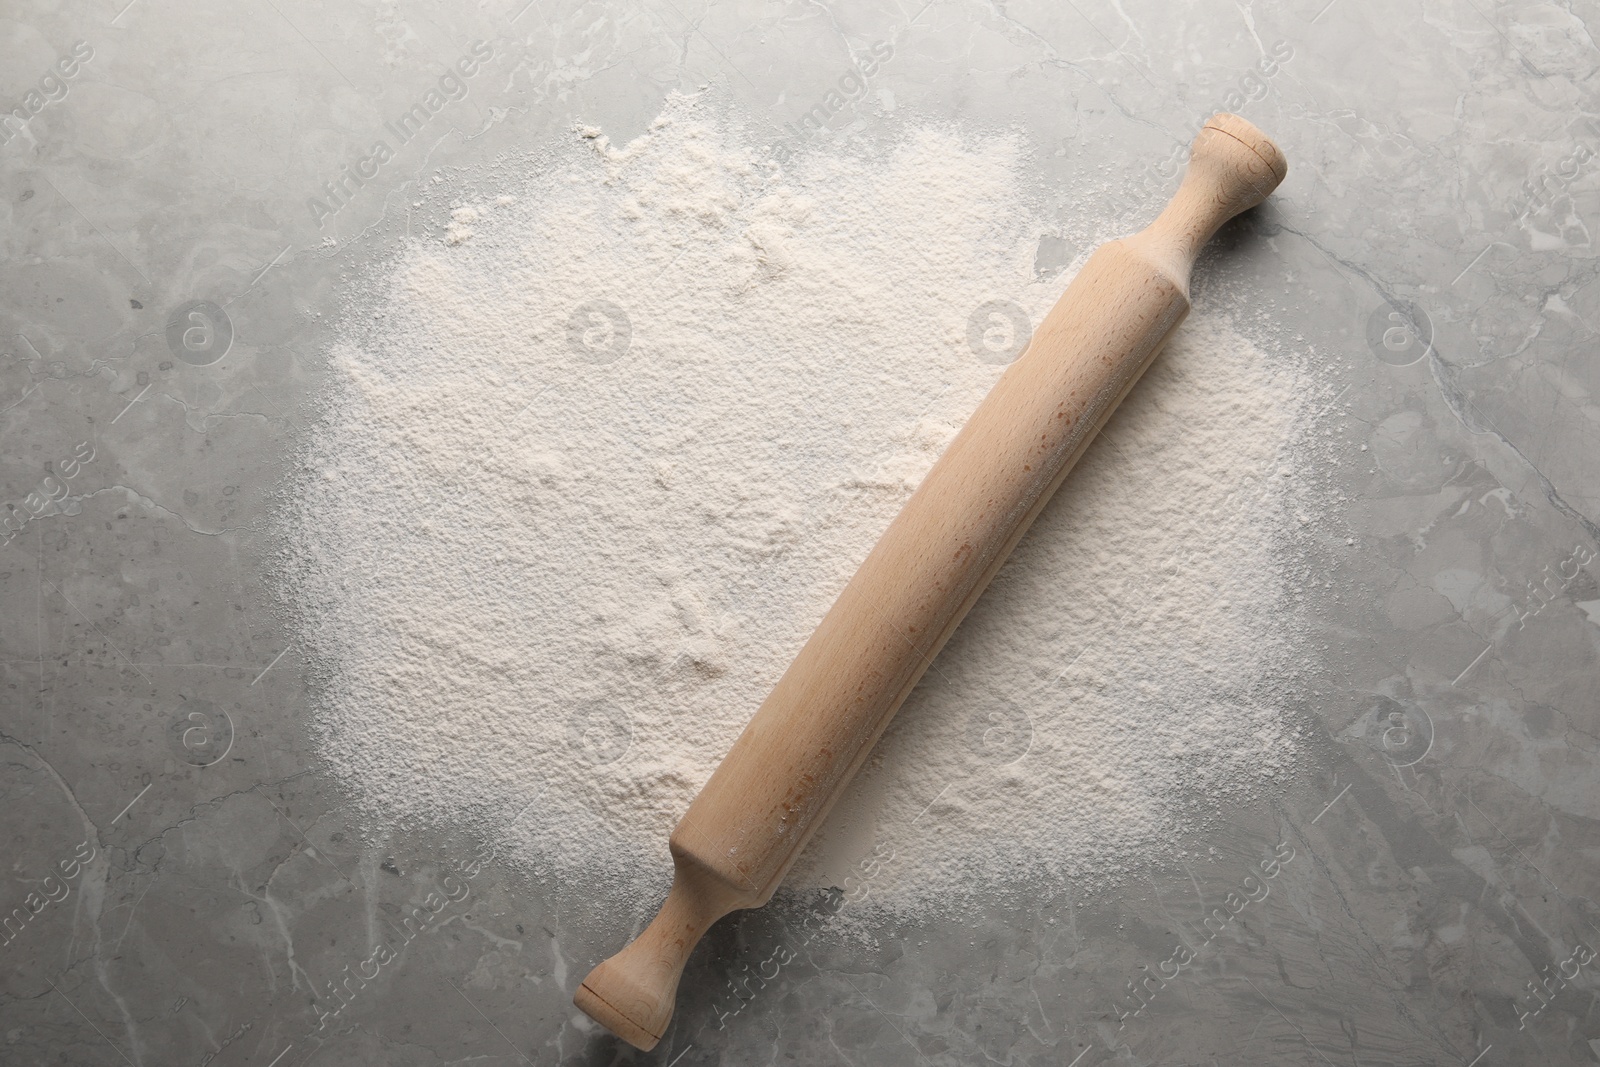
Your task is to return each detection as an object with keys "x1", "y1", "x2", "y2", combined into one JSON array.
[{"x1": 576, "y1": 114, "x2": 1287, "y2": 1051}]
